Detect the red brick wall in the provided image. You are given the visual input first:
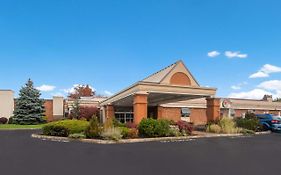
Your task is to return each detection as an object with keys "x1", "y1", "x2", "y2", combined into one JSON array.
[
  {"x1": 44, "y1": 100, "x2": 53, "y2": 122},
  {"x1": 159, "y1": 107, "x2": 181, "y2": 122},
  {"x1": 190, "y1": 108, "x2": 207, "y2": 125},
  {"x1": 159, "y1": 107, "x2": 208, "y2": 125}
]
